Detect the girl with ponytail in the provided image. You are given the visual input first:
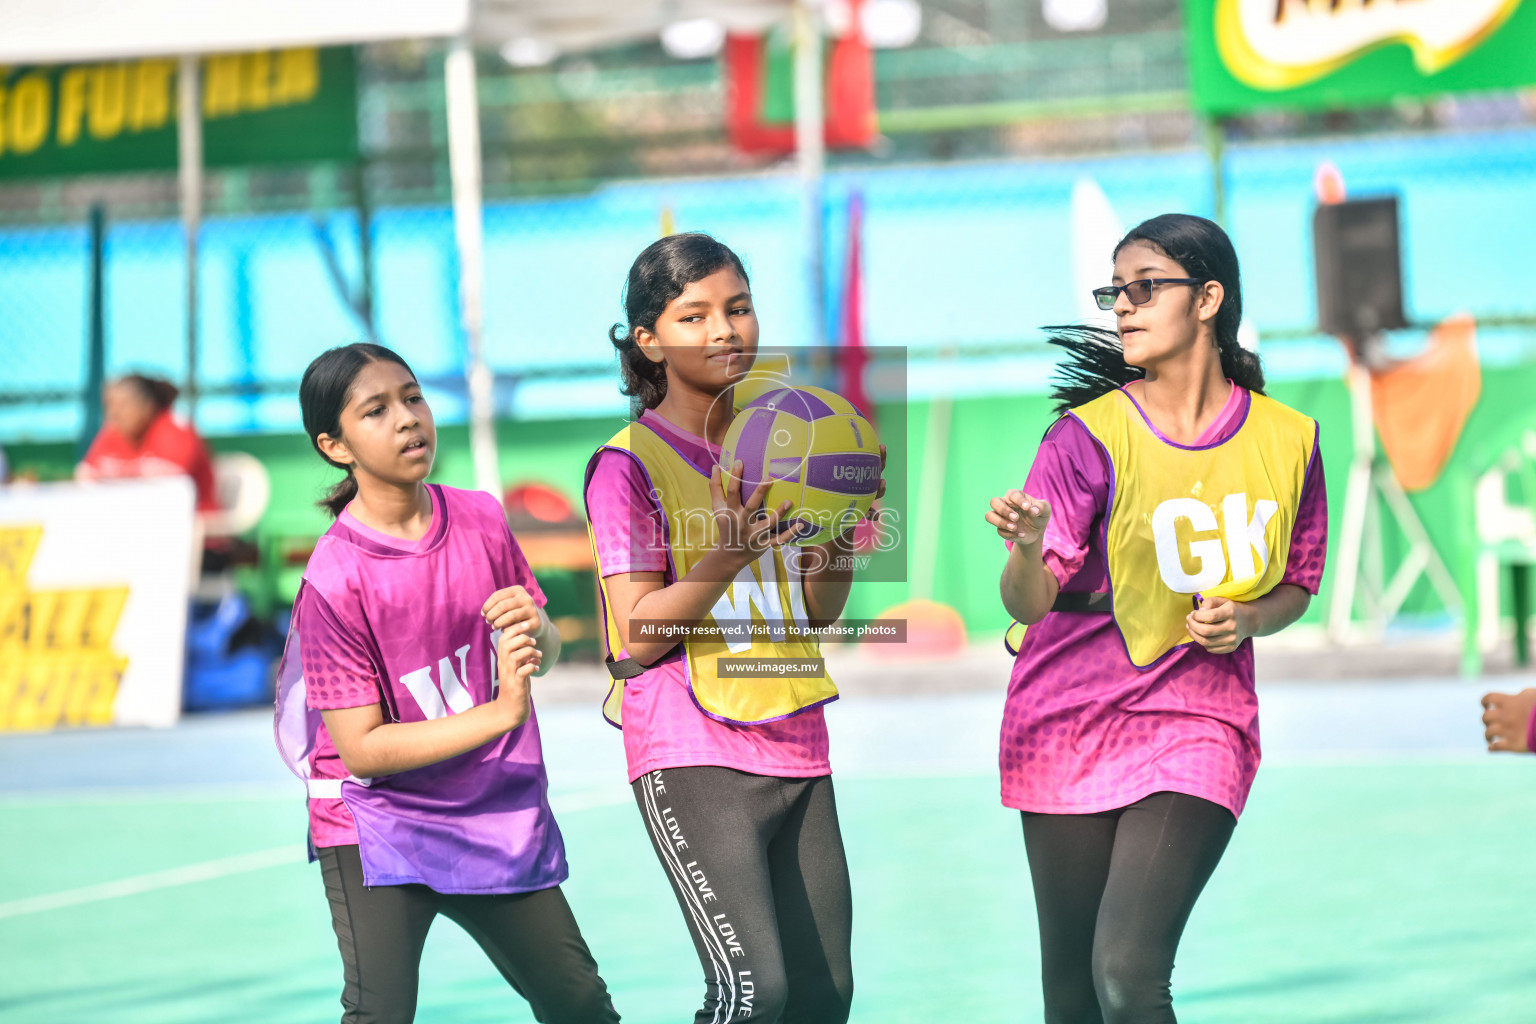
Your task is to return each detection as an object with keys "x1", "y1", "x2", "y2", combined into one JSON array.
[
  {"x1": 984, "y1": 214, "x2": 1327, "y2": 1022},
  {"x1": 280, "y1": 343, "x2": 619, "y2": 1023},
  {"x1": 586, "y1": 233, "x2": 867, "y2": 1023}
]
